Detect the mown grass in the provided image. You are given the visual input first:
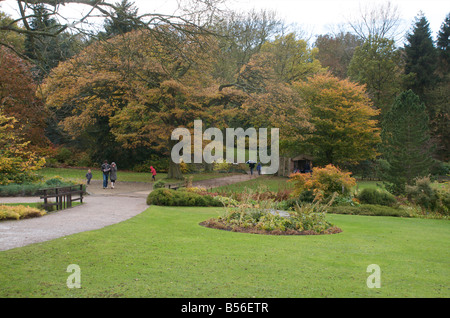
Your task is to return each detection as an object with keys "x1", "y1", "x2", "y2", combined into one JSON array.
[
  {"x1": 211, "y1": 176, "x2": 294, "y2": 193},
  {"x1": 0, "y1": 206, "x2": 448, "y2": 298},
  {"x1": 38, "y1": 168, "x2": 237, "y2": 184}
]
